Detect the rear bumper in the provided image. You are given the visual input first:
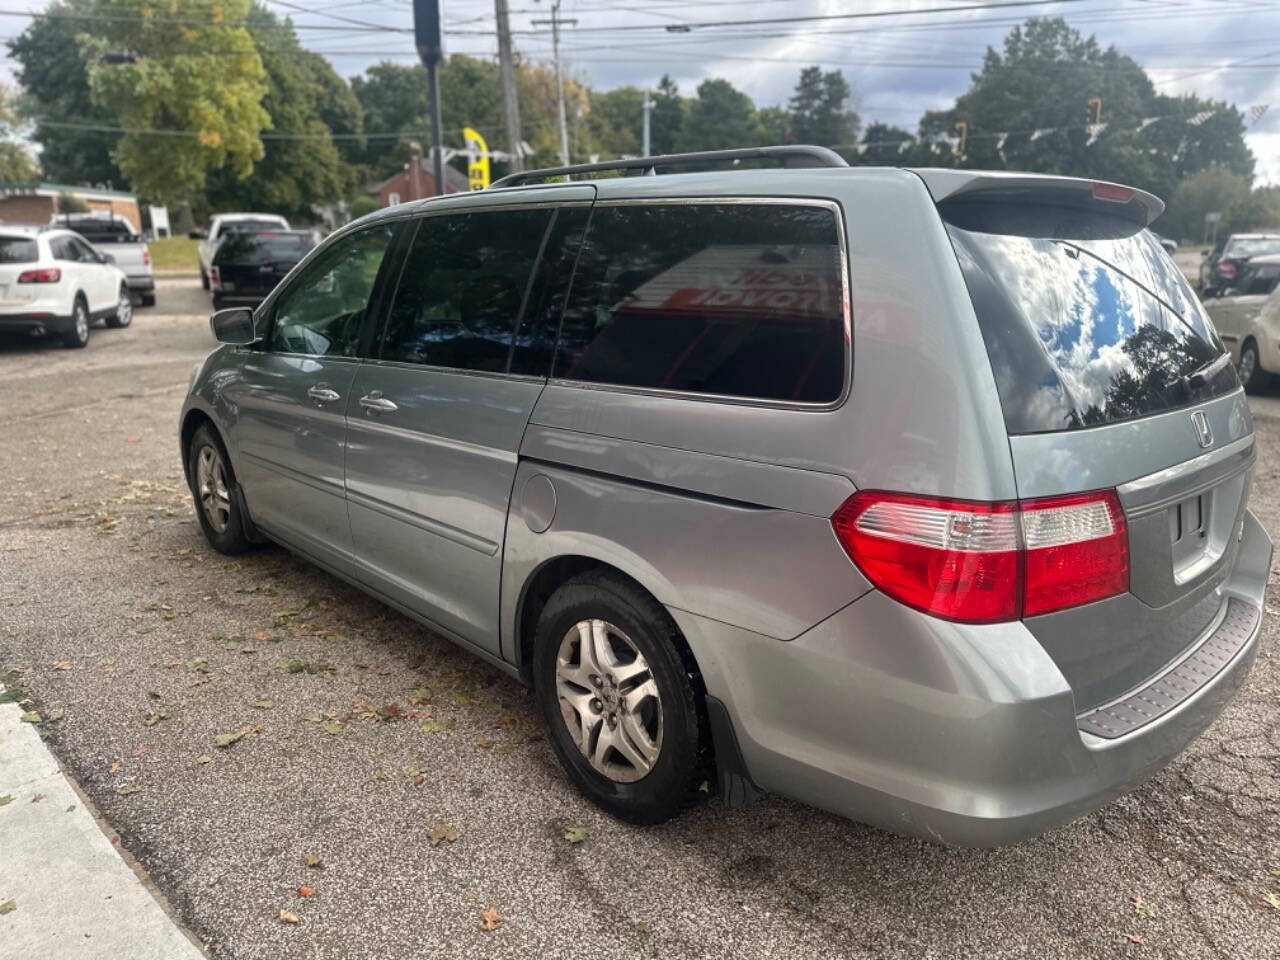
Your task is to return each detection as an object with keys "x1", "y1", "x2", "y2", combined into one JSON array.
[
  {"x1": 671, "y1": 509, "x2": 1272, "y2": 847},
  {"x1": 0, "y1": 312, "x2": 75, "y2": 335},
  {"x1": 125, "y1": 275, "x2": 155, "y2": 292}
]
